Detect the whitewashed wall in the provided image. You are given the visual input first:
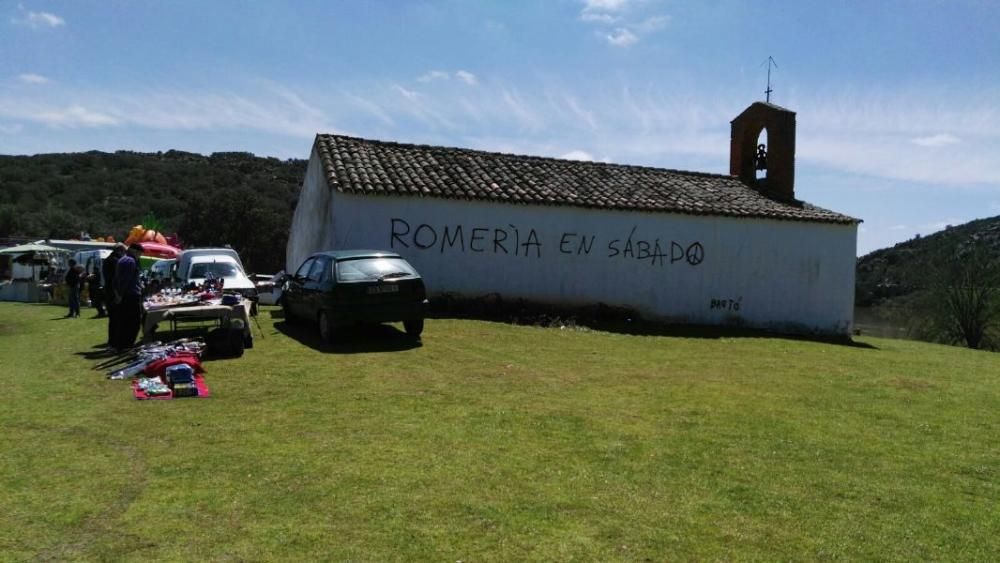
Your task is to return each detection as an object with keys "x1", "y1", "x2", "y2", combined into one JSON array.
[{"x1": 288, "y1": 154, "x2": 857, "y2": 335}]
